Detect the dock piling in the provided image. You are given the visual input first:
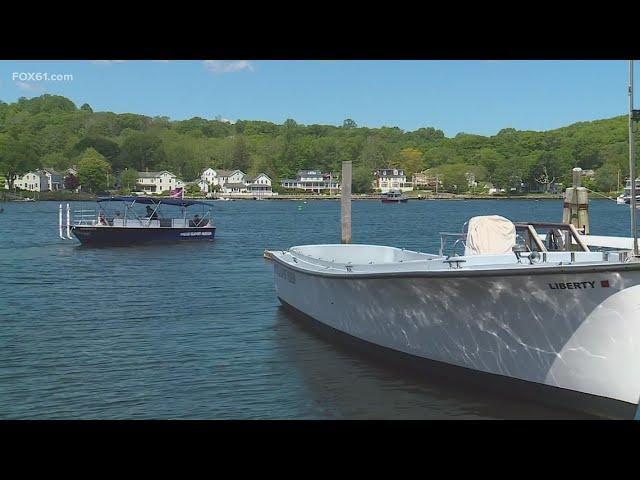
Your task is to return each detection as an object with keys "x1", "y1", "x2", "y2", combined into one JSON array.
[
  {"x1": 341, "y1": 161, "x2": 352, "y2": 244},
  {"x1": 562, "y1": 167, "x2": 589, "y2": 235}
]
